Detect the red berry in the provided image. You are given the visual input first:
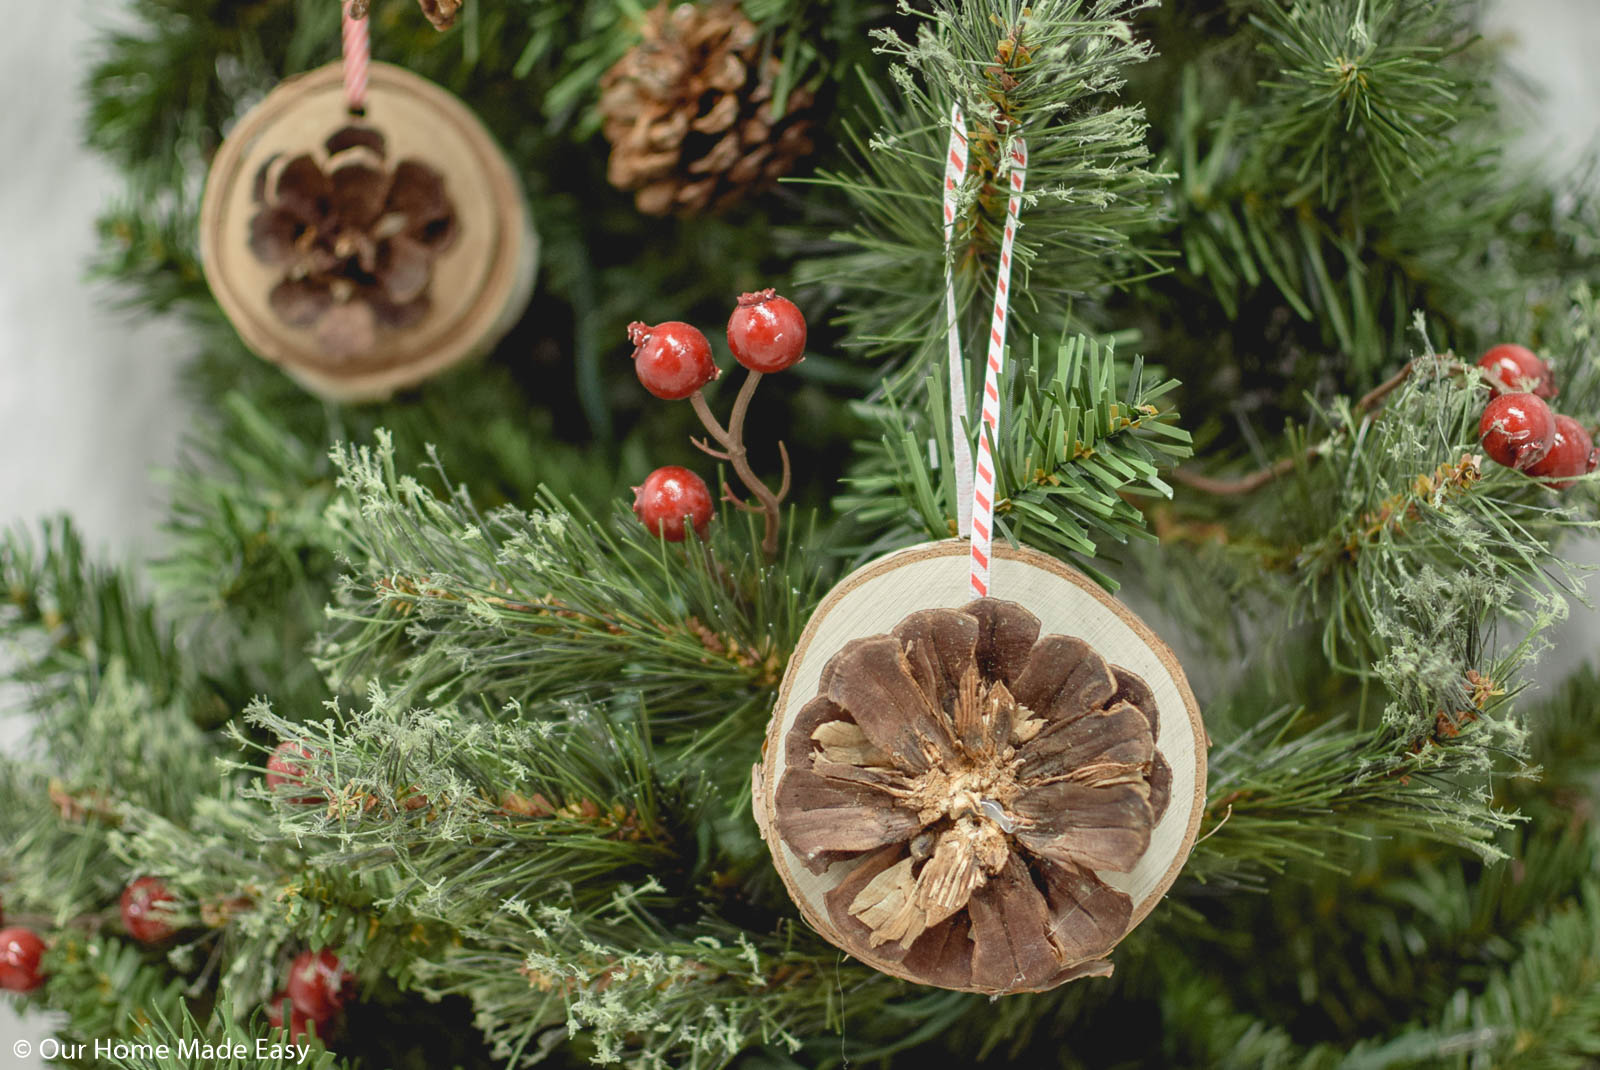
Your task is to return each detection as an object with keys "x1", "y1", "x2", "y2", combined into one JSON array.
[
  {"x1": 1480, "y1": 393, "x2": 1556, "y2": 471},
  {"x1": 0, "y1": 927, "x2": 46, "y2": 992},
  {"x1": 267, "y1": 990, "x2": 318, "y2": 1042},
  {"x1": 1526, "y1": 414, "x2": 1599, "y2": 489},
  {"x1": 266, "y1": 741, "x2": 320, "y2": 803},
  {"x1": 632, "y1": 466, "x2": 714, "y2": 542},
  {"x1": 1477, "y1": 344, "x2": 1556, "y2": 399},
  {"x1": 628, "y1": 321, "x2": 719, "y2": 399},
  {"x1": 286, "y1": 949, "x2": 351, "y2": 1021},
  {"x1": 121, "y1": 876, "x2": 177, "y2": 944},
  {"x1": 726, "y1": 289, "x2": 807, "y2": 373}
]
